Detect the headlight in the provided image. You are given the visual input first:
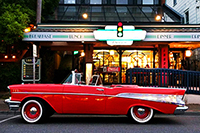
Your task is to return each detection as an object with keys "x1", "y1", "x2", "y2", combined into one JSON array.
[{"x1": 7, "y1": 86, "x2": 11, "y2": 100}]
